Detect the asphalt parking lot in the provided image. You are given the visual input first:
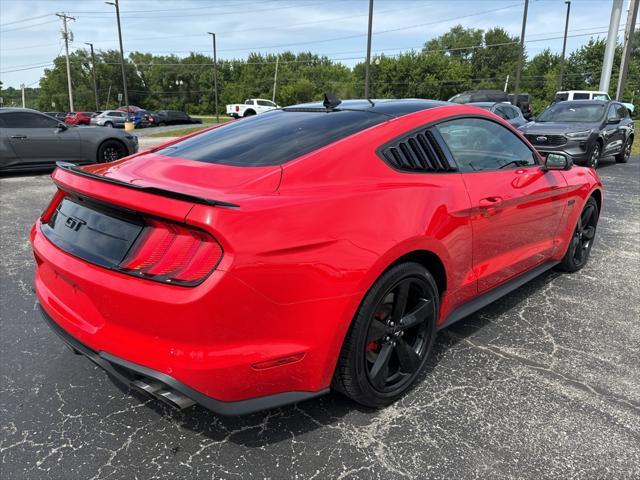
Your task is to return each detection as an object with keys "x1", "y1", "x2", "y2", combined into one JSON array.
[{"x1": 1, "y1": 156, "x2": 639, "y2": 480}]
